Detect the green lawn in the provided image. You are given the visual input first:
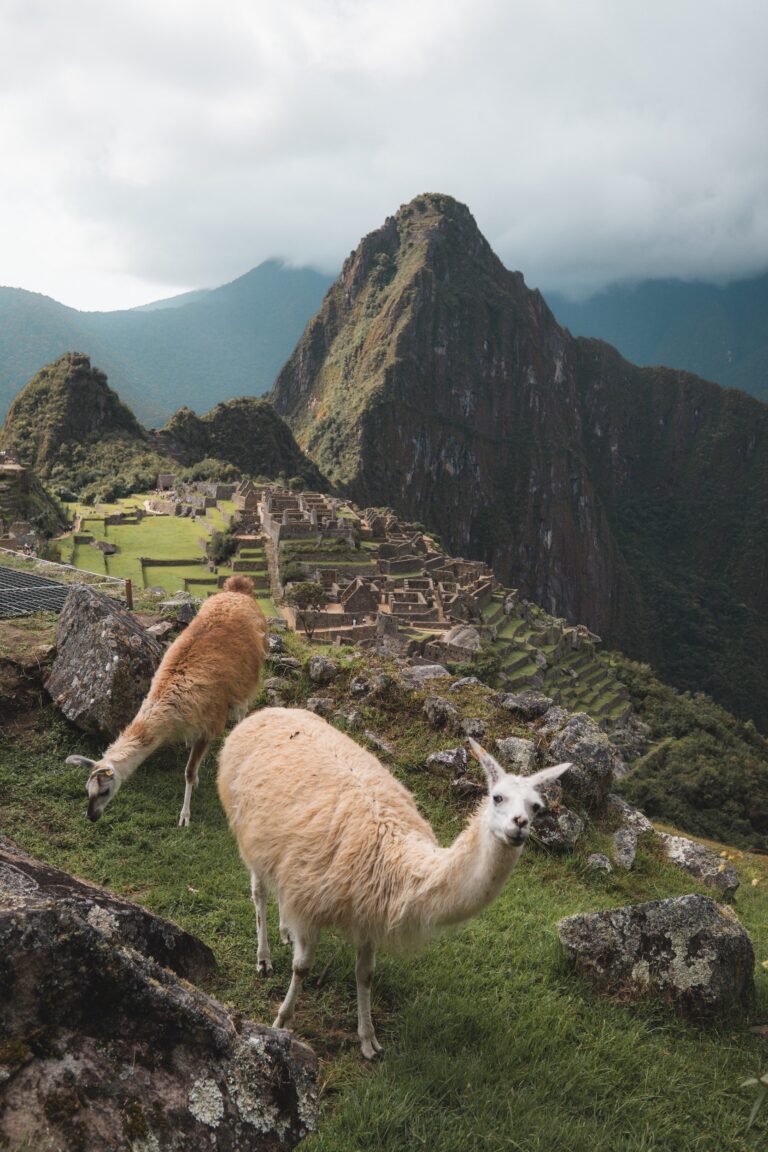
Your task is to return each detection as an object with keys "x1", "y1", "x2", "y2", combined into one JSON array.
[{"x1": 1, "y1": 639, "x2": 766, "y2": 1151}]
